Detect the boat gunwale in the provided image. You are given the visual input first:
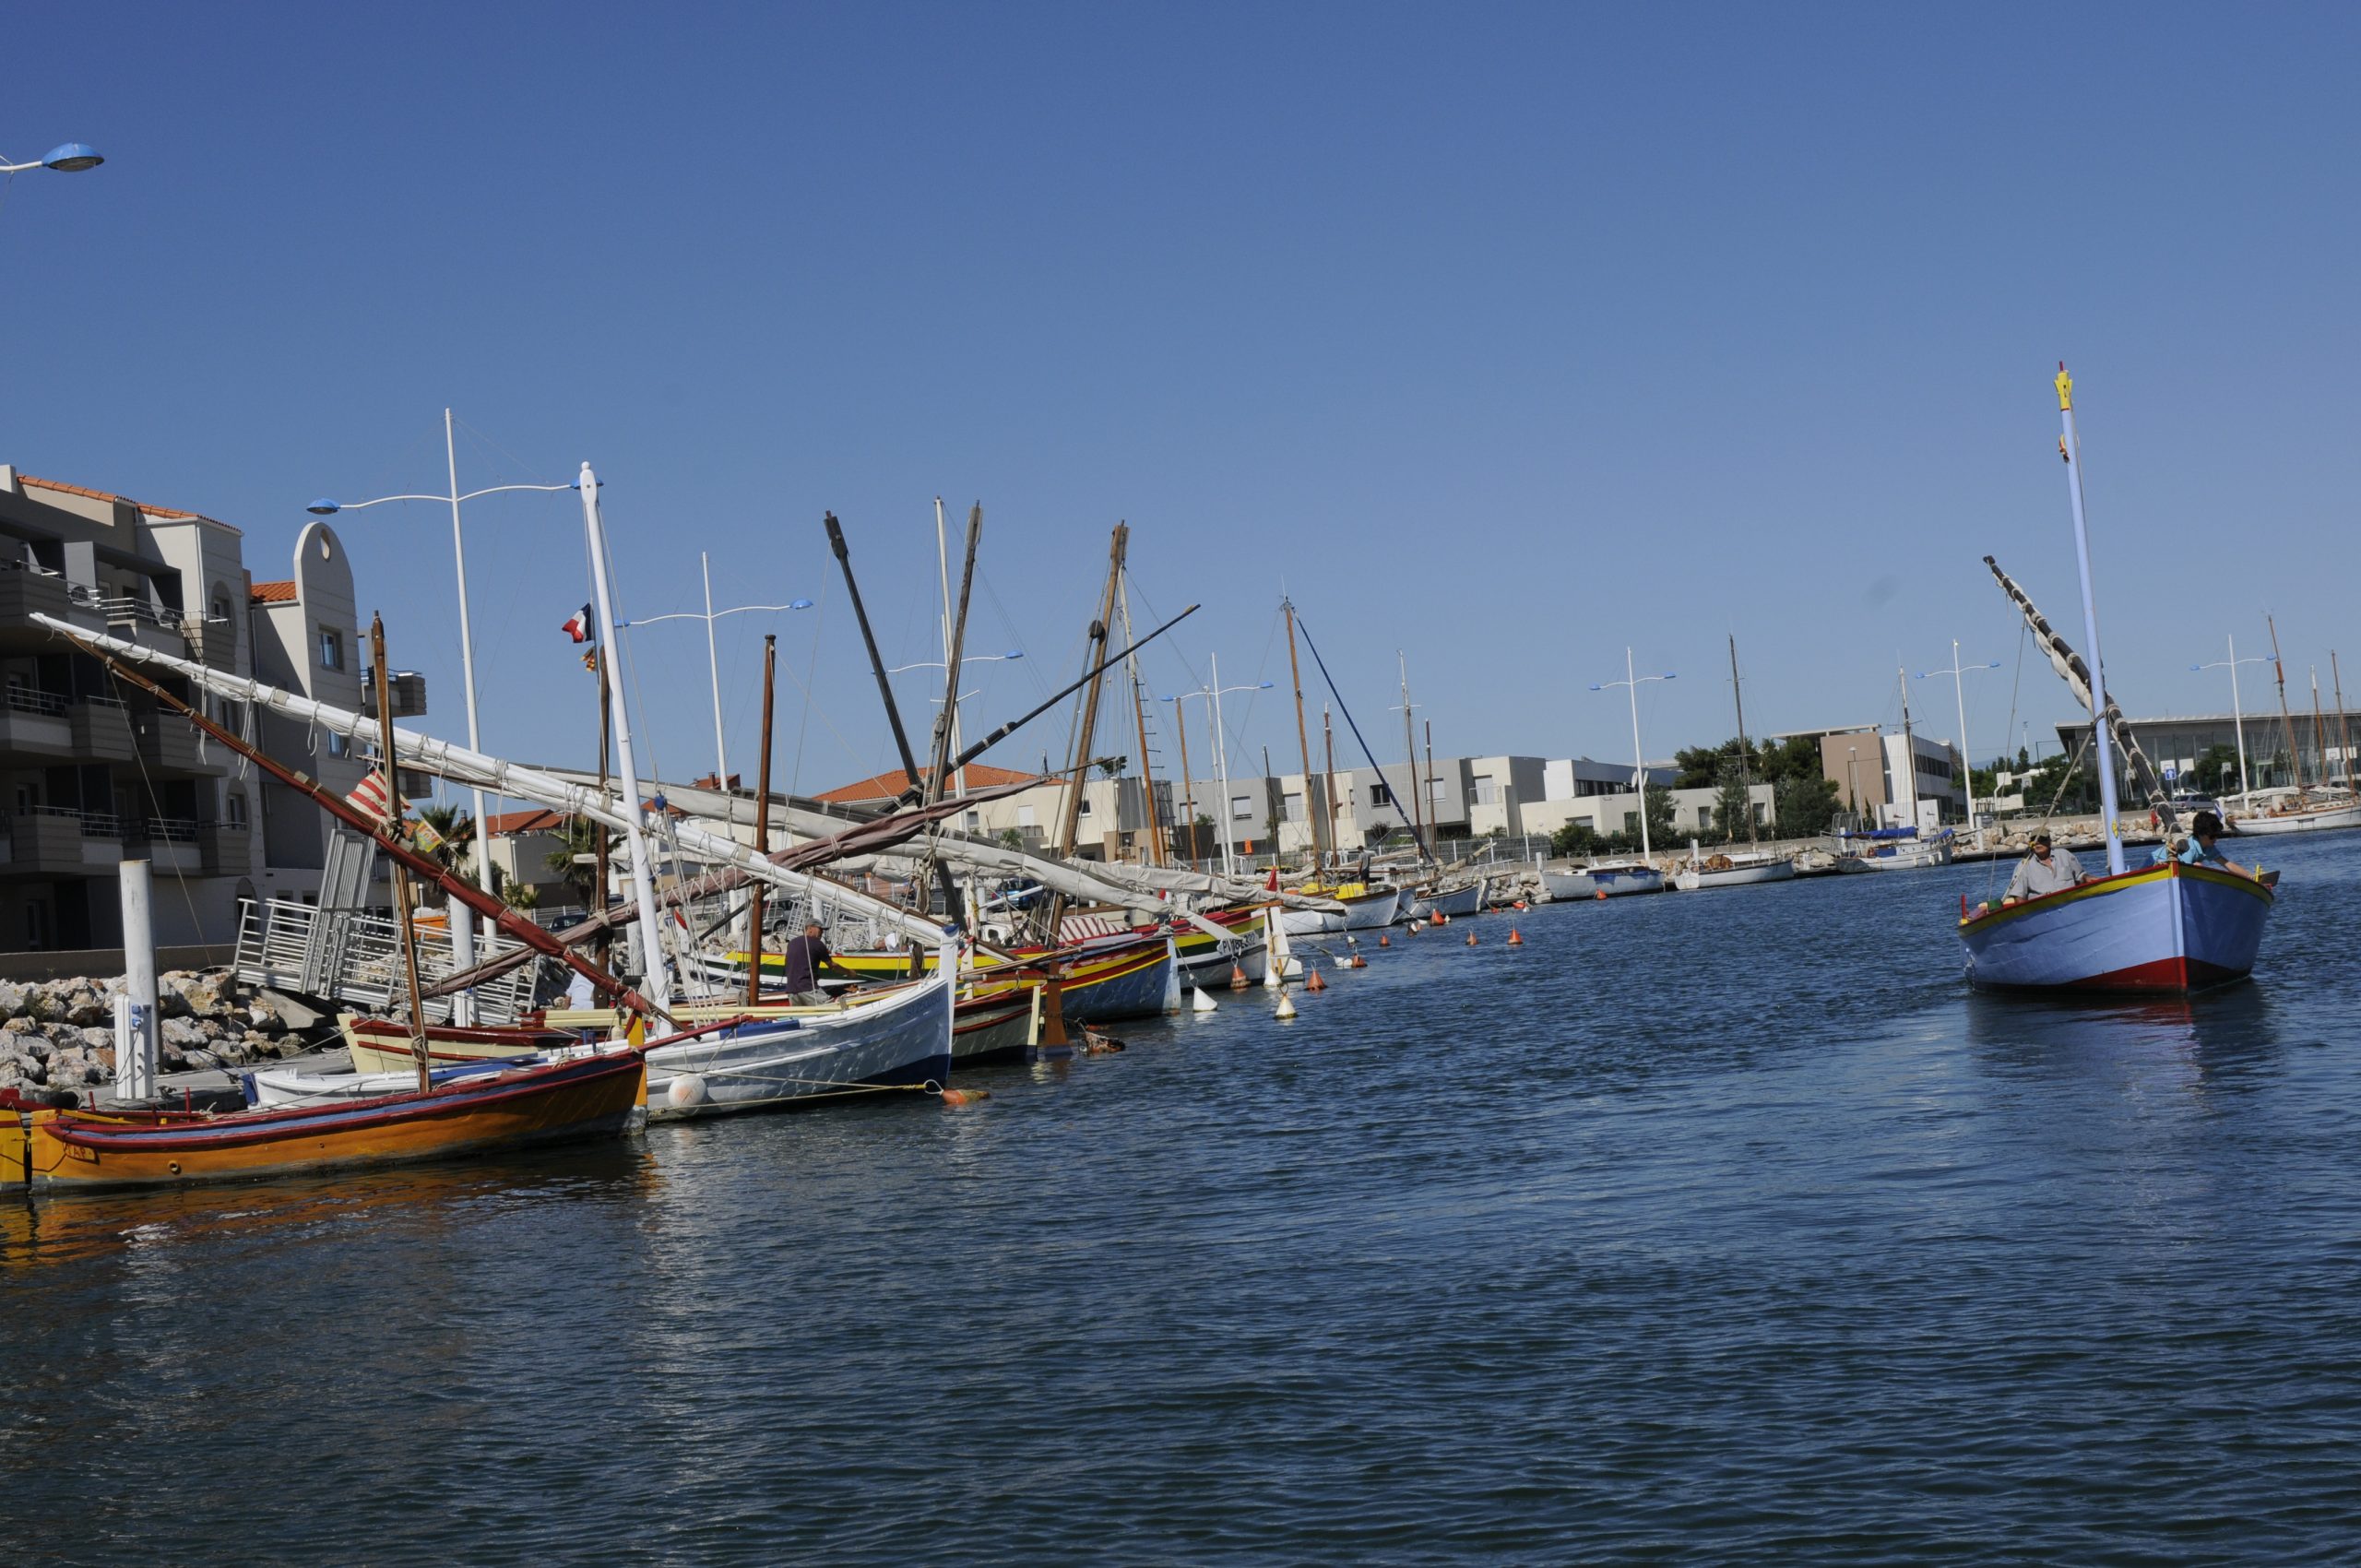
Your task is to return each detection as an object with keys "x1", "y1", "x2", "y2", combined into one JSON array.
[{"x1": 1957, "y1": 856, "x2": 2273, "y2": 936}]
